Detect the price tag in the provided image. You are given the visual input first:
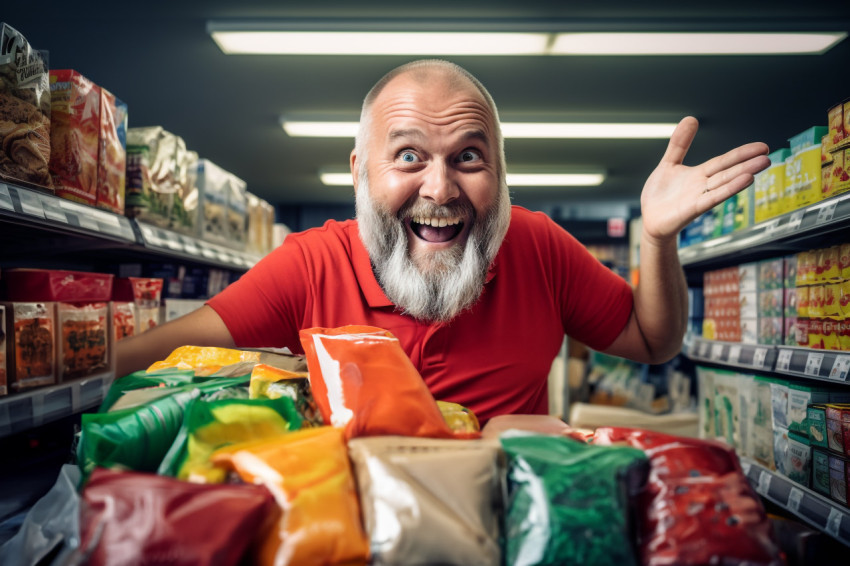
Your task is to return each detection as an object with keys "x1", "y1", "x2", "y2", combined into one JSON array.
[
  {"x1": 162, "y1": 232, "x2": 183, "y2": 252},
  {"x1": 17, "y1": 188, "x2": 45, "y2": 218},
  {"x1": 756, "y1": 470, "x2": 772, "y2": 496},
  {"x1": 753, "y1": 347, "x2": 768, "y2": 369},
  {"x1": 182, "y1": 237, "x2": 200, "y2": 256},
  {"x1": 787, "y1": 487, "x2": 803, "y2": 513},
  {"x1": 805, "y1": 352, "x2": 824, "y2": 377},
  {"x1": 829, "y1": 355, "x2": 850, "y2": 381},
  {"x1": 728, "y1": 345, "x2": 742, "y2": 364},
  {"x1": 711, "y1": 343, "x2": 724, "y2": 360},
  {"x1": 817, "y1": 201, "x2": 838, "y2": 224},
  {"x1": 825, "y1": 507, "x2": 843, "y2": 538},
  {"x1": 39, "y1": 195, "x2": 66, "y2": 222},
  {"x1": 139, "y1": 225, "x2": 162, "y2": 247},
  {"x1": 787, "y1": 210, "x2": 805, "y2": 231},
  {"x1": 776, "y1": 349, "x2": 793, "y2": 372},
  {"x1": 763, "y1": 218, "x2": 781, "y2": 235},
  {"x1": 0, "y1": 183, "x2": 13, "y2": 211},
  {"x1": 199, "y1": 243, "x2": 217, "y2": 260},
  {"x1": 700, "y1": 342, "x2": 711, "y2": 358}
]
